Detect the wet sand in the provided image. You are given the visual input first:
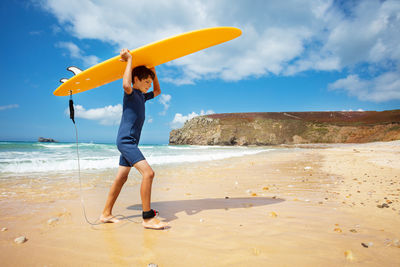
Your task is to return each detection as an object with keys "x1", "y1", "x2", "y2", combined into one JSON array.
[{"x1": 1, "y1": 141, "x2": 399, "y2": 266}]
